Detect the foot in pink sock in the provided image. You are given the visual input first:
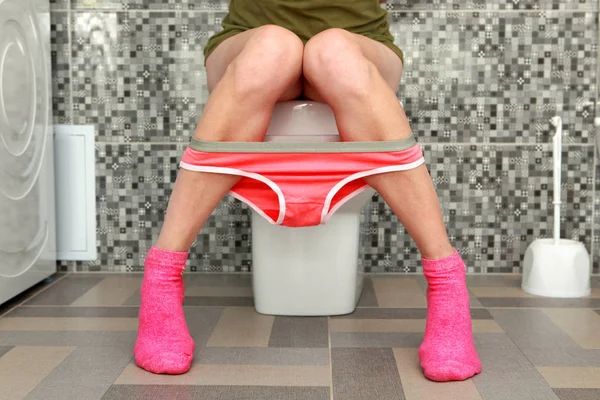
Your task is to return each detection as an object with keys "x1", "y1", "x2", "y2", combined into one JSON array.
[
  {"x1": 134, "y1": 246, "x2": 194, "y2": 374},
  {"x1": 418, "y1": 249, "x2": 482, "y2": 382}
]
